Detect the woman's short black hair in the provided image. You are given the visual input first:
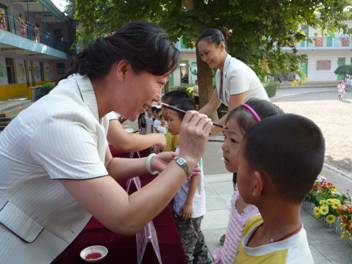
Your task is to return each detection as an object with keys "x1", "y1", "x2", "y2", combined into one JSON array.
[
  {"x1": 226, "y1": 98, "x2": 284, "y2": 134},
  {"x1": 73, "y1": 21, "x2": 180, "y2": 78},
  {"x1": 243, "y1": 114, "x2": 325, "y2": 203}
]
